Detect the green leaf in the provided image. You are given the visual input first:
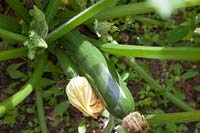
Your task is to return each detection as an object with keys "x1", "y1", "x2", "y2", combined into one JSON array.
[
  {"x1": 6, "y1": 82, "x2": 19, "y2": 90},
  {"x1": 45, "y1": 61, "x2": 63, "y2": 73},
  {"x1": 54, "y1": 101, "x2": 69, "y2": 116},
  {"x1": 78, "y1": 120, "x2": 86, "y2": 133},
  {"x1": 26, "y1": 108, "x2": 35, "y2": 114},
  {"x1": 43, "y1": 88, "x2": 62, "y2": 100},
  {"x1": 172, "y1": 89, "x2": 186, "y2": 100},
  {"x1": 165, "y1": 25, "x2": 191, "y2": 43},
  {"x1": 94, "y1": 20, "x2": 118, "y2": 41},
  {"x1": 6, "y1": 63, "x2": 27, "y2": 80},
  {"x1": 38, "y1": 78, "x2": 57, "y2": 88},
  {"x1": 23, "y1": 129, "x2": 34, "y2": 133},
  {"x1": 3, "y1": 113, "x2": 17, "y2": 126},
  {"x1": 181, "y1": 70, "x2": 198, "y2": 80},
  {"x1": 30, "y1": 6, "x2": 48, "y2": 39},
  {"x1": 23, "y1": 6, "x2": 48, "y2": 60}
]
